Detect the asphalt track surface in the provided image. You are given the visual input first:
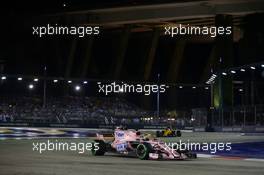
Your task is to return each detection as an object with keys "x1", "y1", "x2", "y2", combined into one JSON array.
[{"x1": 0, "y1": 131, "x2": 264, "y2": 175}]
